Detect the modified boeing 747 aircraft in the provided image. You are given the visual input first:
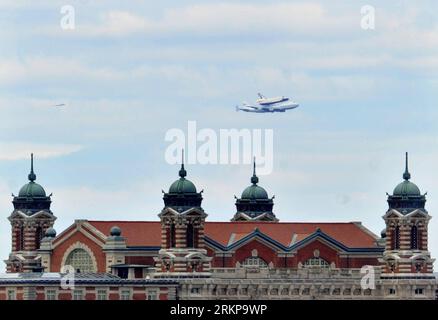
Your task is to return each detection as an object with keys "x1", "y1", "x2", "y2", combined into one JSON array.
[{"x1": 236, "y1": 93, "x2": 299, "y2": 113}]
